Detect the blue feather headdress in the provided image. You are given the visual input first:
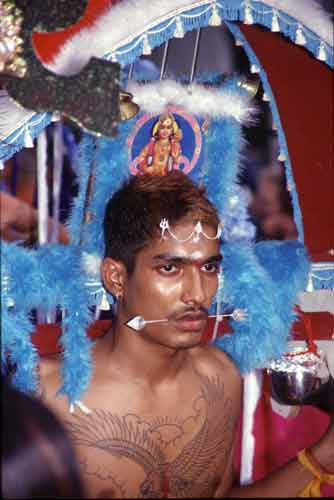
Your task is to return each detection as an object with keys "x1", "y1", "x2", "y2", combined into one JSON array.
[{"x1": 1, "y1": 76, "x2": 310, "y2": 406}]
